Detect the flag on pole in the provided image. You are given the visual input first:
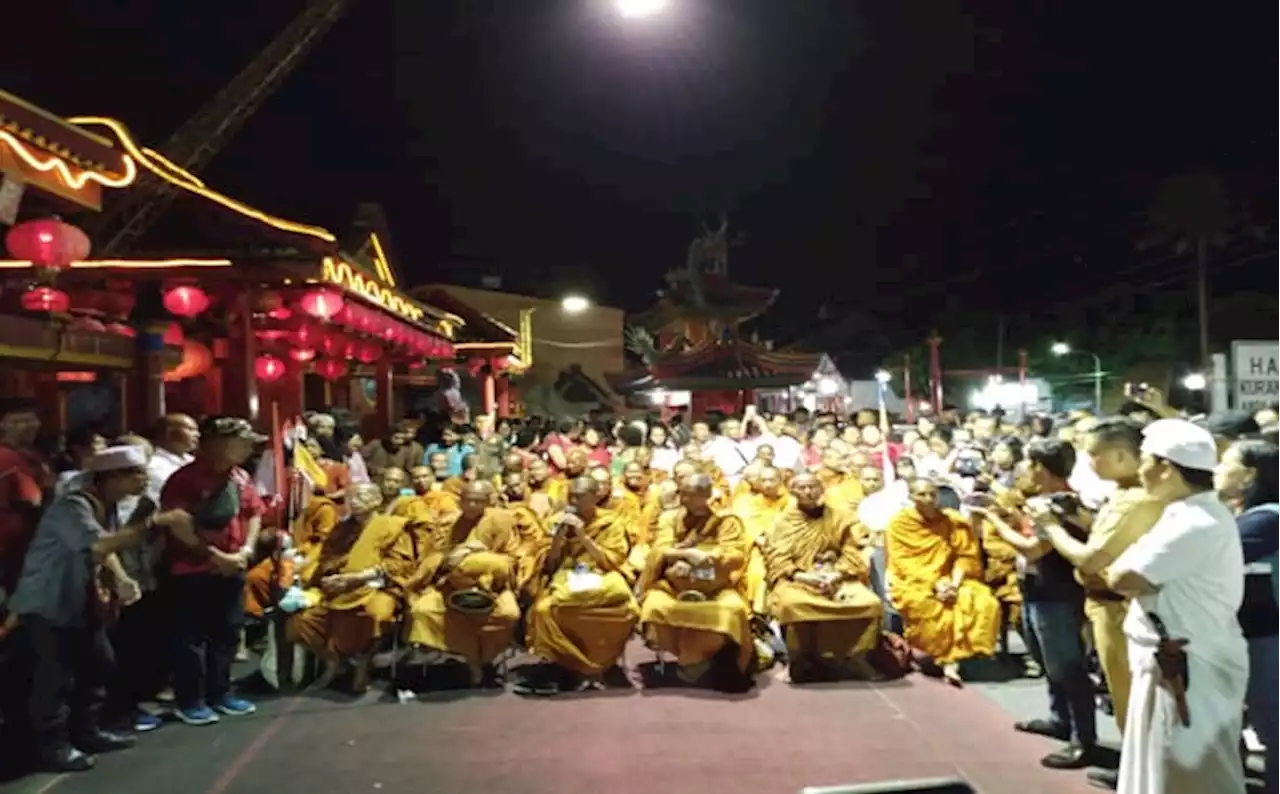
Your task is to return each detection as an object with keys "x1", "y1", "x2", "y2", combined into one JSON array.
[{"x1": 877, "y1": 376, "x2": 896, "y2": 485}]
